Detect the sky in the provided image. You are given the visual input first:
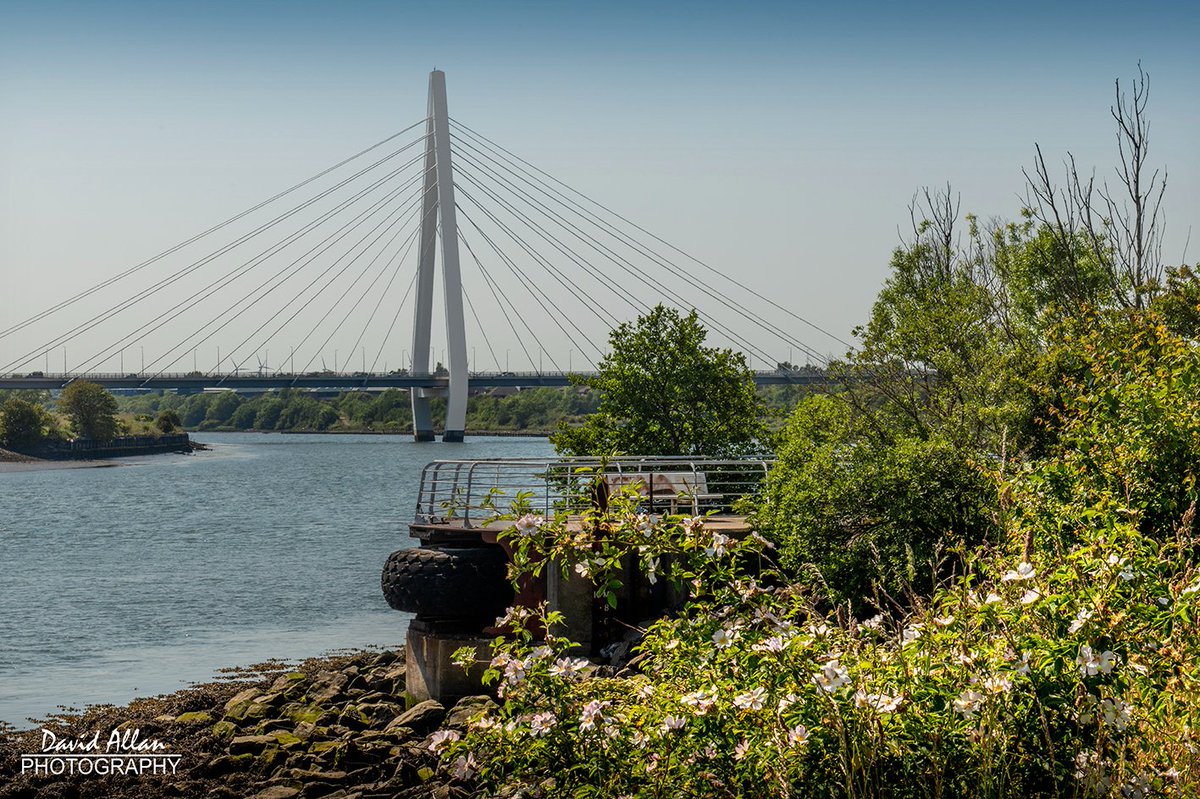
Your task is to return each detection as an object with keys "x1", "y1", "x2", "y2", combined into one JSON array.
[{"x1": 1, "y1": 0, "x2": 1198, "y2": 374}]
